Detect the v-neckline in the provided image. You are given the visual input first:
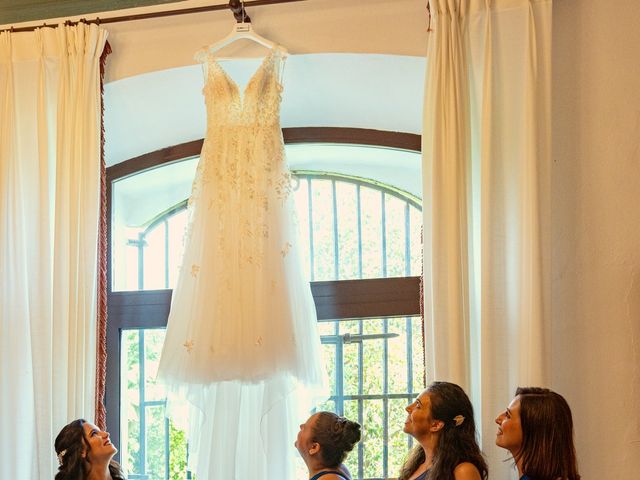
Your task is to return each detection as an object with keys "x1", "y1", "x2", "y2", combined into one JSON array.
[{"x1": 206, "y1": 48, "x2": 278, "y2": 107}]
